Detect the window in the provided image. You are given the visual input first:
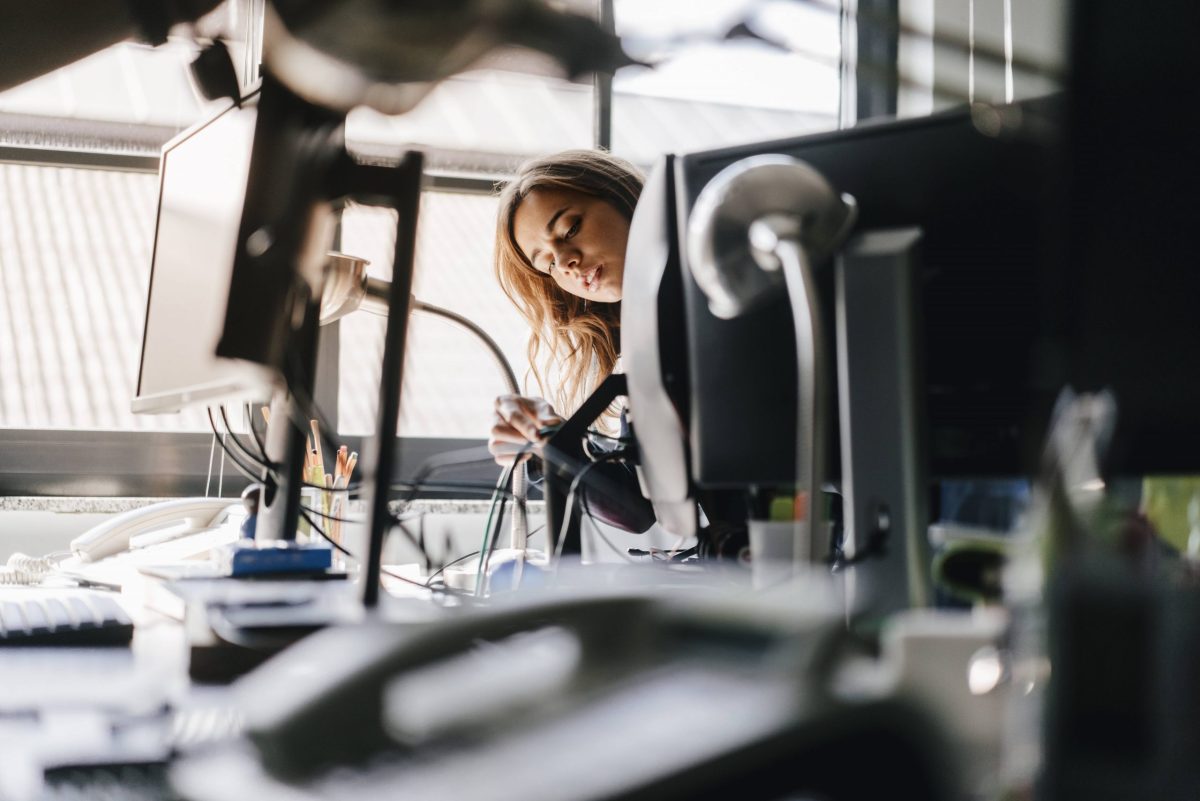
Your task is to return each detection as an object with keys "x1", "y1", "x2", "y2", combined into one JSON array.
[
  {"x1": 0, "y1": 41, "x2": 210, "y2": 156},
  {"x1": 895, "y1": 0, "x2": 1065, "y2": 119},
  {"x1": 336, "y1": 194, "x2": 531, "y2": 439},
  {"x1": 0, "y1": 0, "x2": 869, "y2": 494},
  {"x1": 0, "y1": 162, "x2": 191, "y2": 431},
  {"x1": 612, "y1": 0, "x2": 843, "y2": 164},
  {"x1": 0, "y1": 38, "x2": 215, "y2": 433},
  {"x1": 347, "y1": 70, "x2": 594, "y2": 175}
]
